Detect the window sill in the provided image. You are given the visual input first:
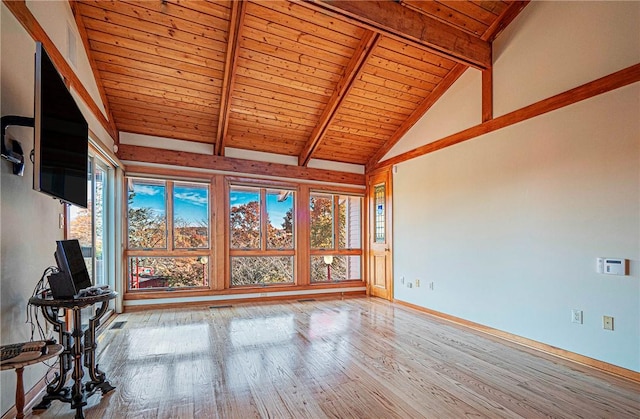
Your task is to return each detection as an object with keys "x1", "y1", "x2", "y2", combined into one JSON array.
[{"x1": 123, "y1": 280, "x2": 365, "y2": 300}]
